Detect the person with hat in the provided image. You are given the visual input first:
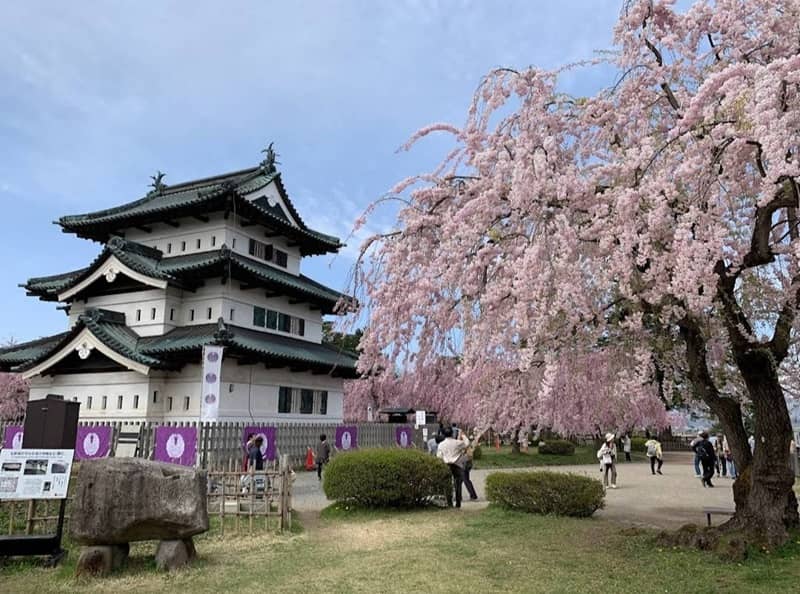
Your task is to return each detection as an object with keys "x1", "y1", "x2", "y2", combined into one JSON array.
[
  {"x1": 692, "y1": 431, "x2": 716, "y2": 487},
  {"x1": 597, "y1": 433, "x2": 618, "y2": 489}
]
